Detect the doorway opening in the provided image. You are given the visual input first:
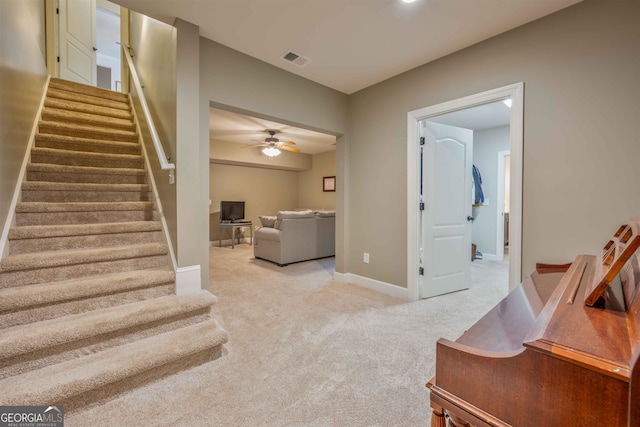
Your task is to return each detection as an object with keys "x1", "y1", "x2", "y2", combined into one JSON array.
[
  {"x1": 46, "y1": 0, "x2": 123, "y2": 91},
  {"x1": 407, "y1": 83, "x2": 524, "y2": 301}
]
